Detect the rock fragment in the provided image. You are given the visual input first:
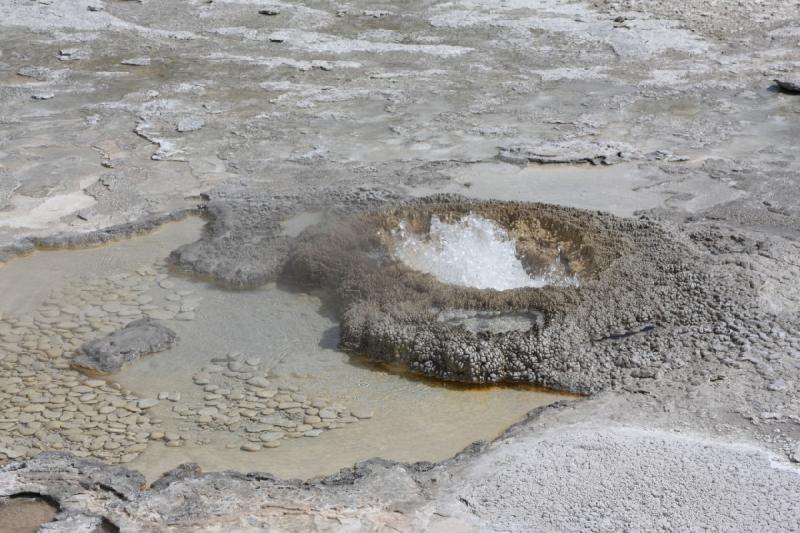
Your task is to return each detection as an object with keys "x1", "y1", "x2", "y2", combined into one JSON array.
[
  {"x1": 176, "y1": 116, "x2": 205, "y2": 133},
  {"x1": 121, "y1": 57, "x2": 151, "y2": 66},
  {"x1": 351, "y1": 408, "x2": 374, "y2": 419},
  {"x1": 774, "y1": 78, "x2": 800, "y2": 94},
  {"x1": 498, "y1": 139, "x2": 635, "y2": 166},
  {"x1": 72, "y1": 318, "x2": 177, "y2": 374}
]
